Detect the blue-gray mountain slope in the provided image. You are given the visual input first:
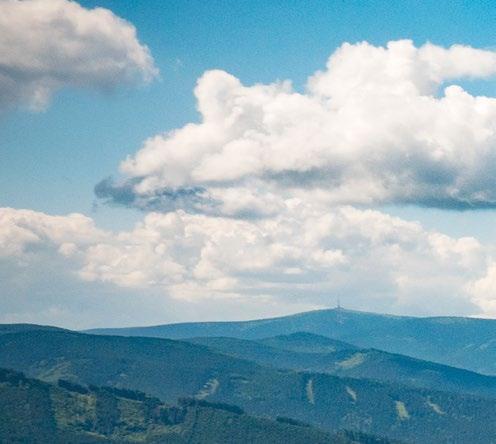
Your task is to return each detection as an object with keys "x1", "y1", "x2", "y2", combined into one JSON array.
[{"x1": 86, "y1": 308, "x2": 496, "y2": 375}]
